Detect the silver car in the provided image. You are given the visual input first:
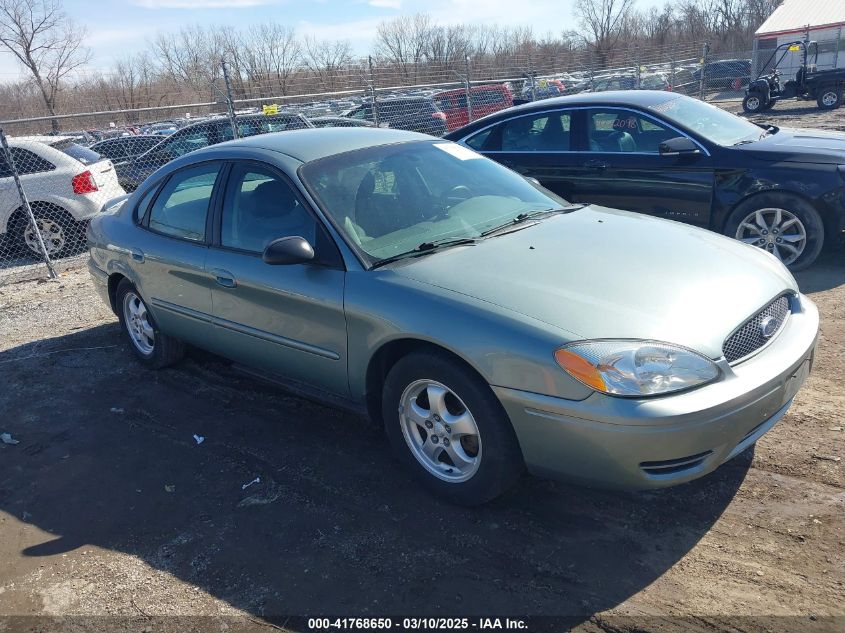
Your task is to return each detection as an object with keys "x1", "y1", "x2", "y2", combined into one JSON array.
[{"x1": 87, "y1": 128, "x2": 819, "y2": 505}]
